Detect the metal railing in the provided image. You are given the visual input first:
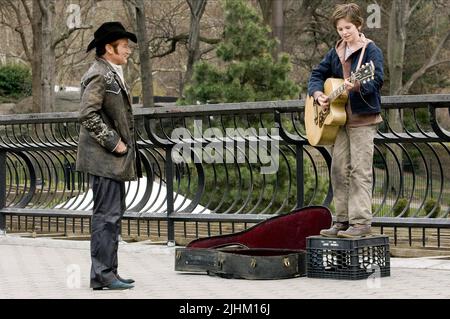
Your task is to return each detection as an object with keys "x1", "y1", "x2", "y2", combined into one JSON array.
[{"x1": 0, "y1": 94, "x2": 449, "y2": 248}]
